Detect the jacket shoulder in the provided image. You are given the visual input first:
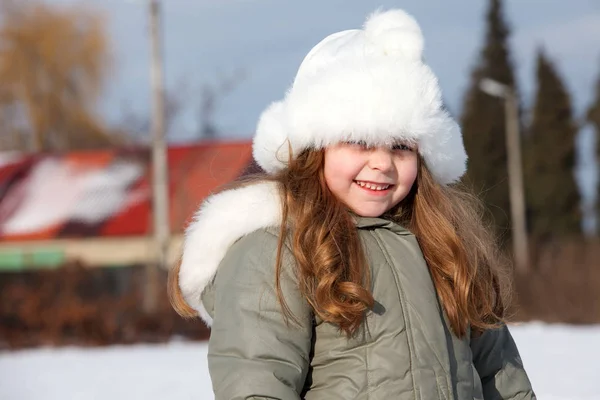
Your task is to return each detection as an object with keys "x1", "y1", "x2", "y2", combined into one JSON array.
[{"x1": 201, "y1": 227, "x2": 304, "y2": 325}]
